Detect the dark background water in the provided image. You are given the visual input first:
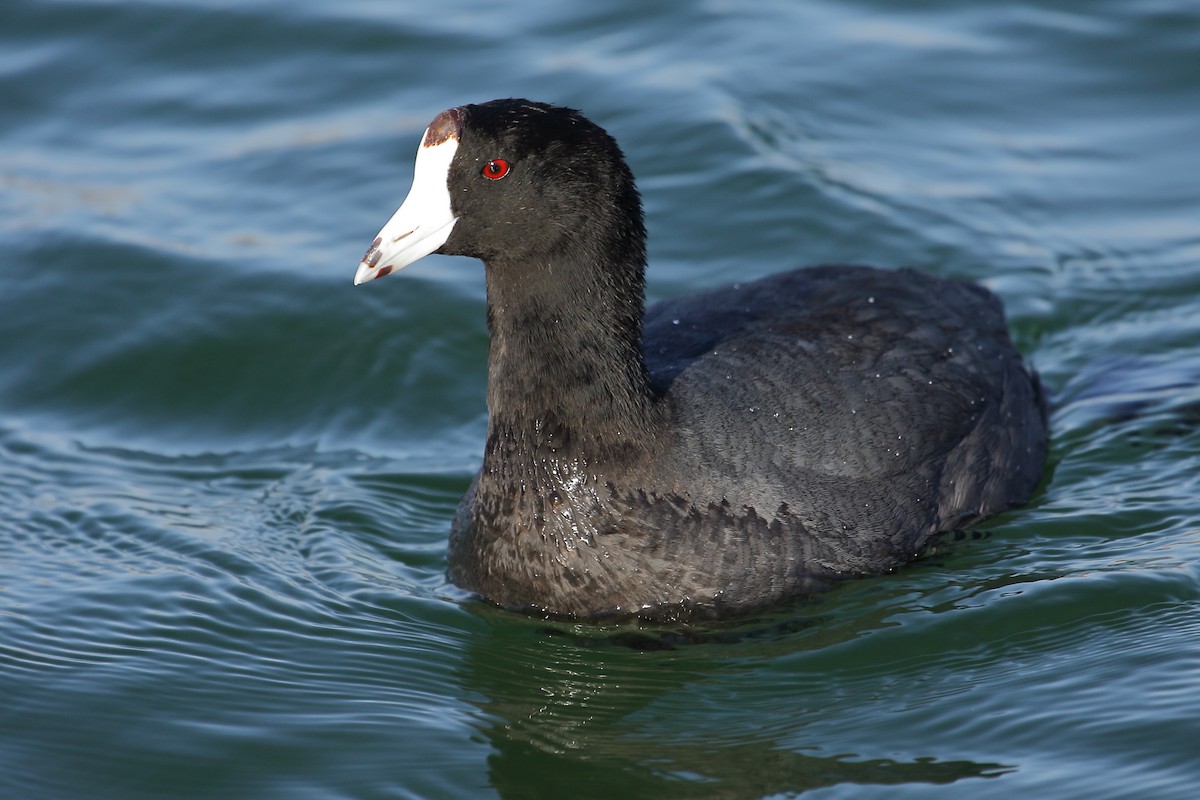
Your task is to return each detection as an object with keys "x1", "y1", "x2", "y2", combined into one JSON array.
[{"x1": 3, "y1": 1, "x2": 1199, "y2": 798}]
